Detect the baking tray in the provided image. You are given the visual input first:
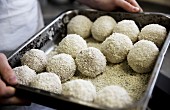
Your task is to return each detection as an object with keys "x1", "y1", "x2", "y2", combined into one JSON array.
[{"x1": 7, "y1": 9, "x2": 170, "y2": 110}]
